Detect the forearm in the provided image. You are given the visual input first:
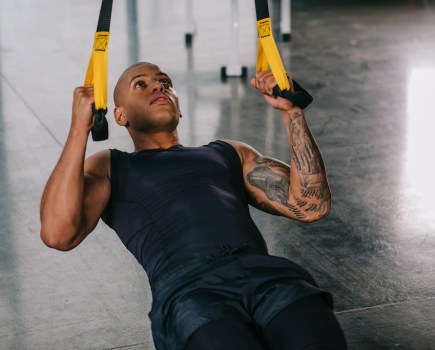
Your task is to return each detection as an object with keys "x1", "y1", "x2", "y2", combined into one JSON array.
[
  {"x1": 245, "y1": 71, "x2": 330, "y2": 220},
  {"x1": 40, "y1": 128, "x2": 89, "y2": 247},
  {"x1": 283, "y1": 110, "x2": 331, "y2": 218}
]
